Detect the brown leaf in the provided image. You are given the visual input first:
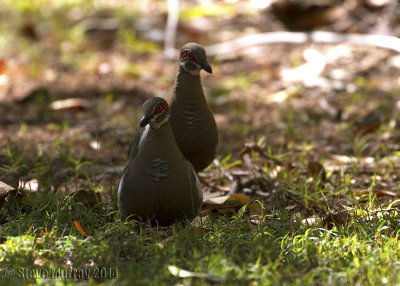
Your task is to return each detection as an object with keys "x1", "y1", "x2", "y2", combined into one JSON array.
[
  {"x1": 225, "y1": 193, "x2": 253, "y2": 204},
  {"x1": 354, "y1": 111, "x2": 383, "y2": 135},
  {"x1": 307, "y1": 161, "x2": 326, "y2": 179},
  {"x1": 49, "y1": 98, "x2": 92, "y2": 111},
  {"x1": 202, "y1": 194, "x2": 261, "y2": 215},
  {"x1": 324, "y1": 212, "x2": 351, "y2": 230},
  {"x1": 0, "y1": 59, "x2": 6, "y2": 75},
  {"x1": 74, "y1": 221, "x2": 89, "y2": 237}
]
